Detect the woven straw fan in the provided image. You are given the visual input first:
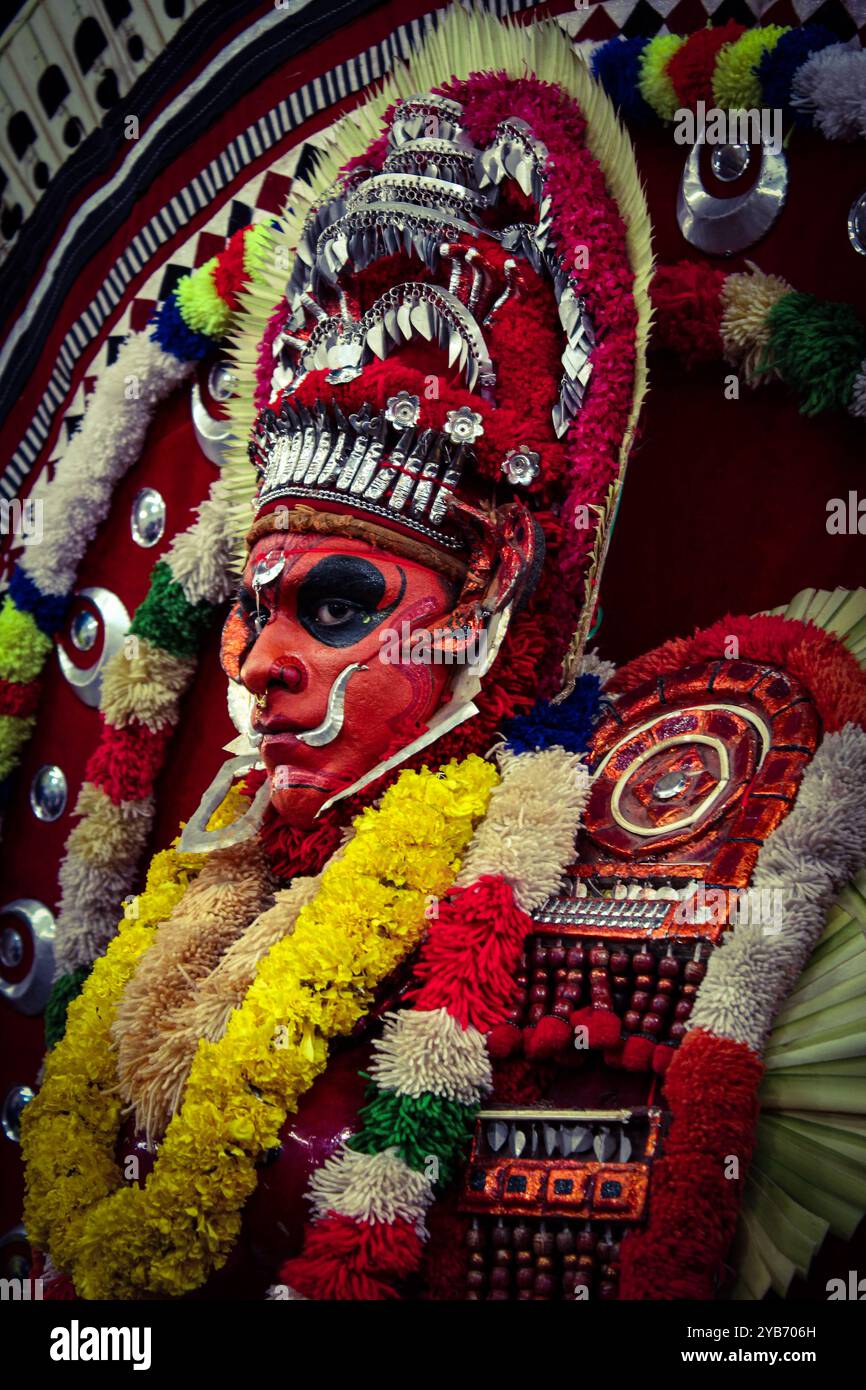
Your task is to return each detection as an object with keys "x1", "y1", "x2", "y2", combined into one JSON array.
[{"x1": 731, "y1": 587, "x2": 866, "y2": 1299}]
